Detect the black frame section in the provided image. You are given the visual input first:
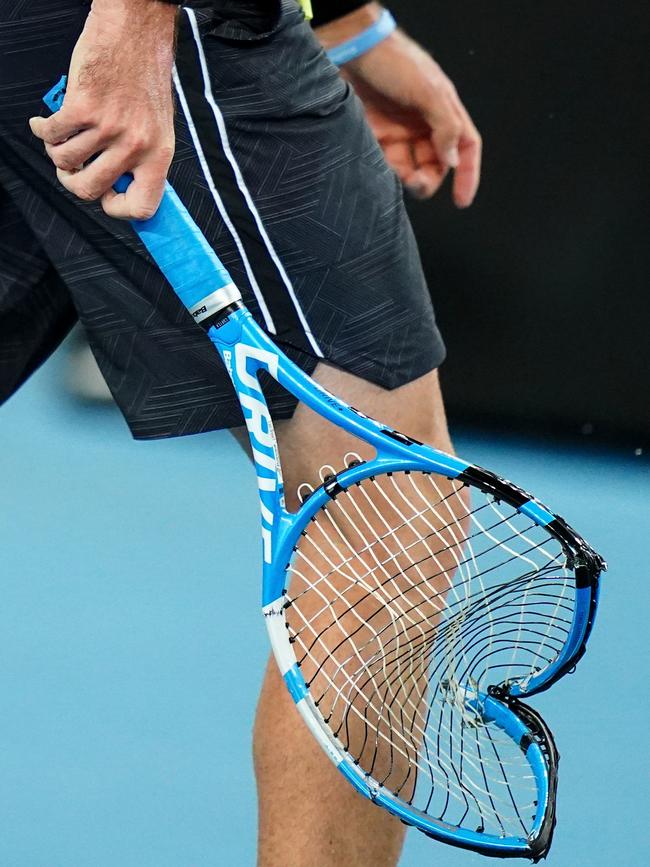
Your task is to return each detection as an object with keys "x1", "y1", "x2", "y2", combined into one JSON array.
[
  {"x1": 200, "y1": 300, "x2": 244, "y2": 332},
  {"x1": 456, "y1": 464, "x2": 606, "y2": 573},
  {"x1": 484, "y1": 690, "x2": 560, "y2": 862},
  {"x1": 456, "y1": 463, "x2": 606, "y2": 696},
  {"x1": 418, "y1": 693, "x2": 560, "y2": 861}
]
